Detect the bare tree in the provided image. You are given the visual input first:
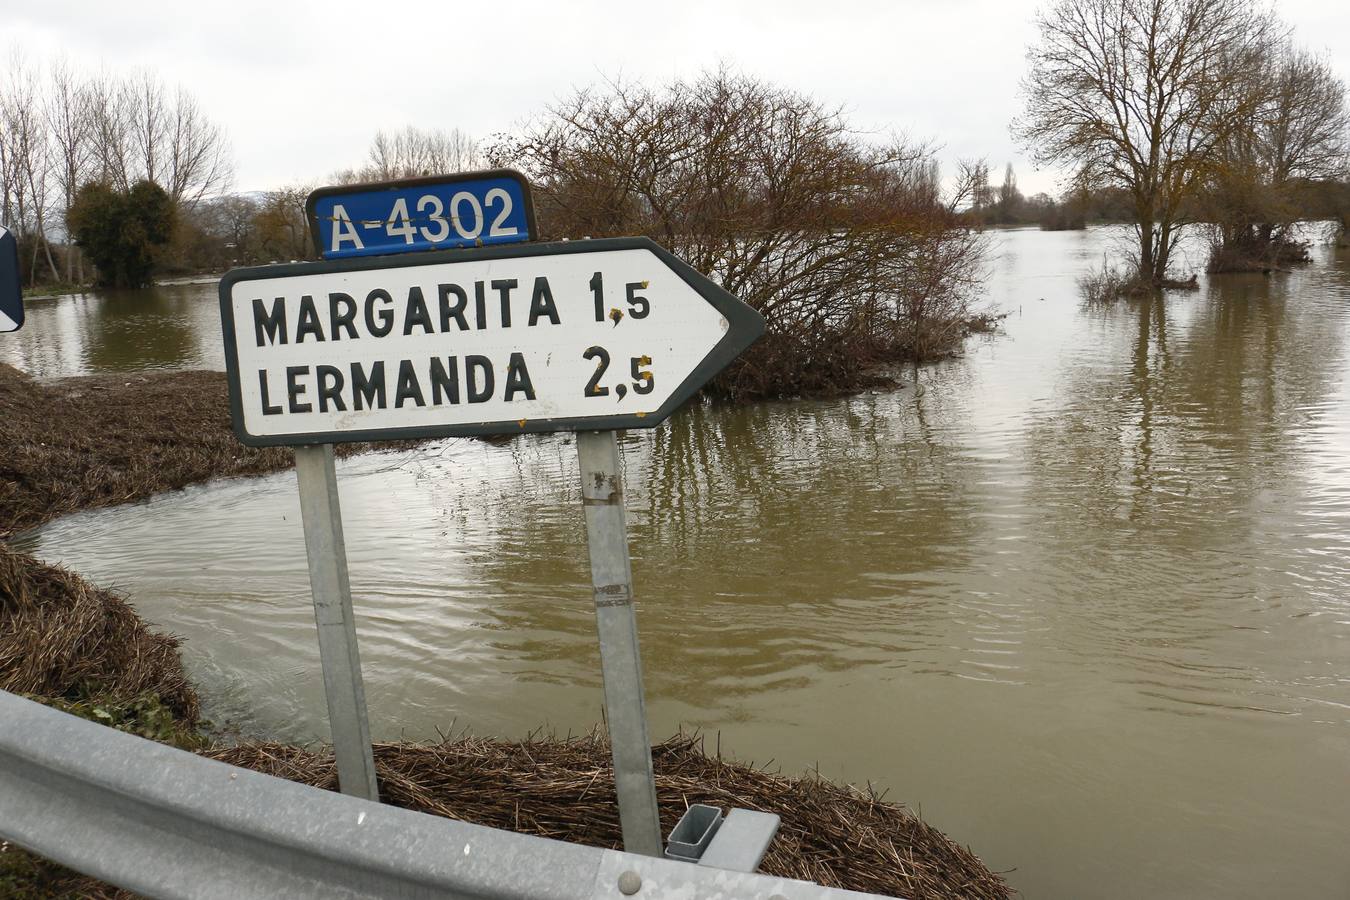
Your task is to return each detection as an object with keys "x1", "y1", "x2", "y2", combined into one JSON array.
[
  {"x1": 1016, "y1": 0, "x2": 1274, "y2": 285},
  {"x1": 0, "y1": 53, "x2": 61, "y2": 283},
  {"x1": 1204, "y1": 41, "x2": 1349, "y2": 269},
  {"x1": 165, "y1": 87, "x2": 232, "y2": 209},
  {"x1": 46, "y1": 57, "x2": 94, "y2": 281},
  {"x1": 968, "y1": 161, "x2": 993, "y2": 219},
  {"x1": 78, "y1": 69, "x2": 231, "y2": 209},
  {"x1": 87, "y1": 70, "x2": 134, "y2": 191},
  {"x1": 128, "y1": 69, "x2": 169, "y2": 188},
  {"x1": 497, "y1": 71, "x2": 984, "y2": 398},
  {"x1": 332, "y1": 126, "x2": 481, "y2": 183}
]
